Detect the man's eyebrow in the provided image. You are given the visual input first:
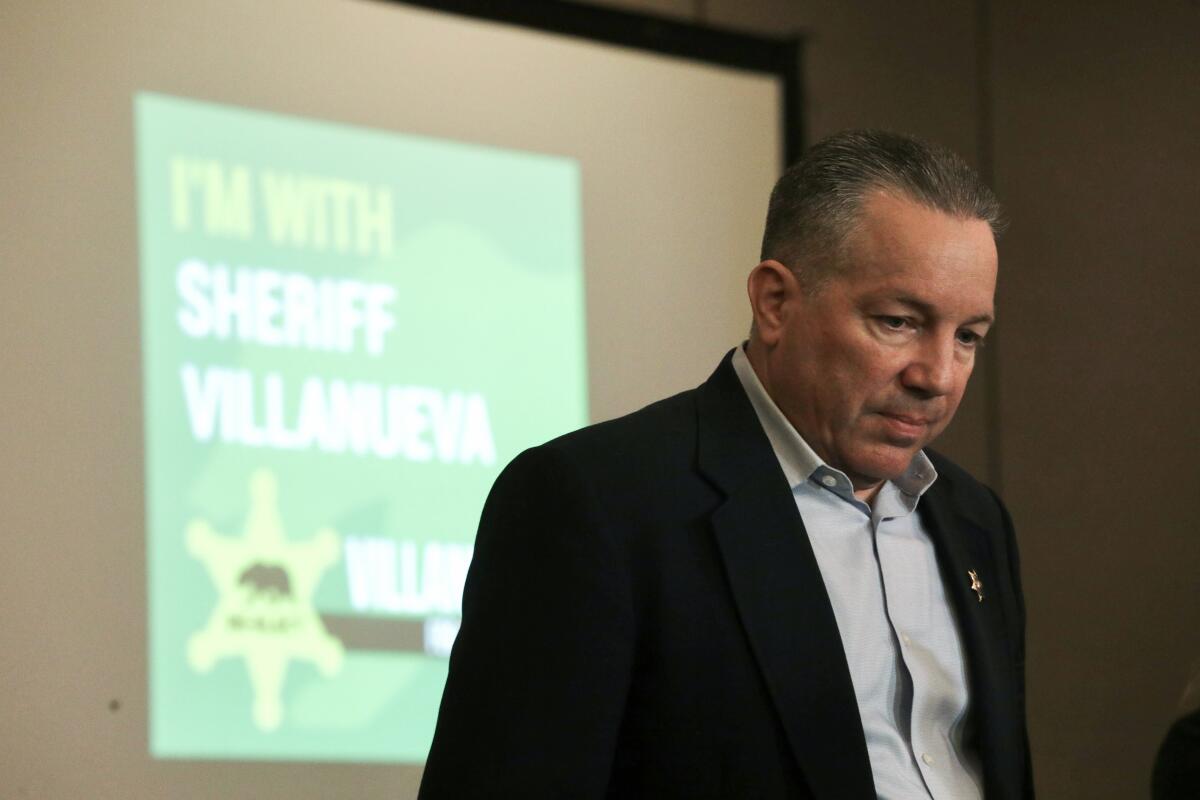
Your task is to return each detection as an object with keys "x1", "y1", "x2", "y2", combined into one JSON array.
[
  {"x1": 963, "y1": 312, "x2": 996, "y2": 326},
  {"x1": 890, "y1": 296, "x2": 995, "y2": 326}
]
